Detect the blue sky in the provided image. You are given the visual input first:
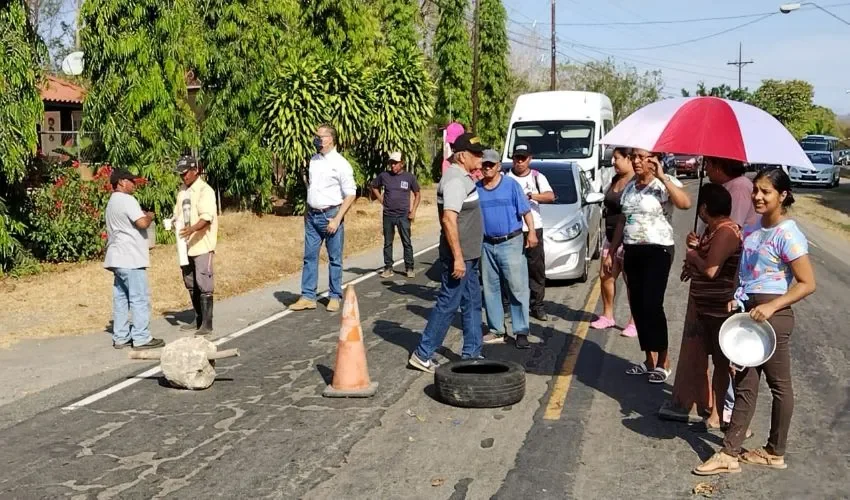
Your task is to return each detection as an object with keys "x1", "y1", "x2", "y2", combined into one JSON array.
[{"x1": 503, "y1": 0, "x2": 850, "y2": 115}]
